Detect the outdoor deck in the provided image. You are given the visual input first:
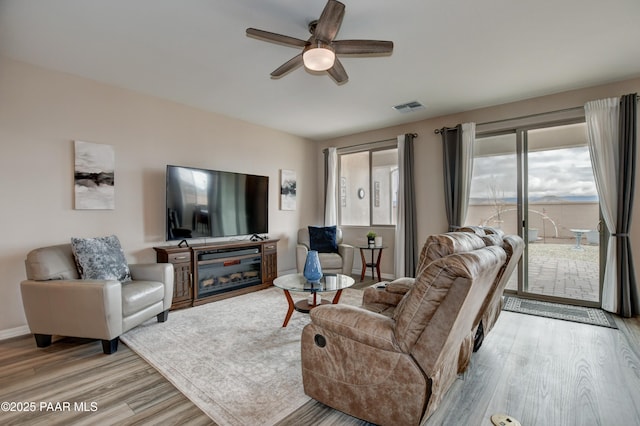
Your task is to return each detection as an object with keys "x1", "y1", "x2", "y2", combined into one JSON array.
[{"x1": 505, "y1": 237, "x2": 600, "y2": 303}]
